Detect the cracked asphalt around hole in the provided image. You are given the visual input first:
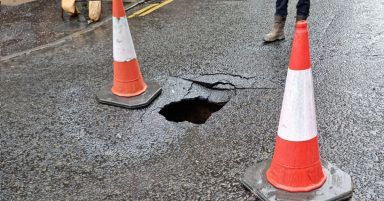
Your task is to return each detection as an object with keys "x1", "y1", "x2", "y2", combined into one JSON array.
[{"x1": 1, "y1": 0, "x2": 384, "y2": 200}]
